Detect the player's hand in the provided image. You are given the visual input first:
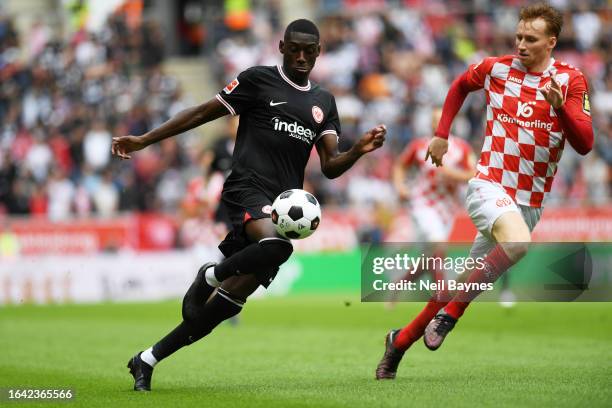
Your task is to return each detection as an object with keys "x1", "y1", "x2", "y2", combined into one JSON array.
[
  {"x1": 111, "y1": 135, "x2": 147, "y2": 160},
  {"x1": 539, "y1": 75, "x2": 564, "y2": 109},
  {"x1": 425, "y1": 136, "x2": 448, "y2": 167},
  {"x1": 356, "y1": 124, "x2": 387, "y2": 154}
]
